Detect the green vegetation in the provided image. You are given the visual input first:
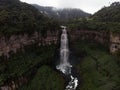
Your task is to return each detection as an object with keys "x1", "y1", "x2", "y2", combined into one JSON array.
[
  {"x1": 19, "y1": 65, "x2": 65, "y2": 90},
  {"x1": 67, "y1": 18, "x2": 120, "y2": 33},
  {"x1": 67, "y1": 18, "x2": 107, "y2": 31},
  {"x1": 0, "y1": 44, "x2": 56, "y2": 86},
  {"x1": 67, "y1": 2, "x2": 120, "y2": 33},
  {"x1": 67, "y1": 2, "x2": 120, "y2": 89},
  {"x1": 0, "y1": 44, "x2": 65, "y2": 90},
  {"x1": 0, "y1": 0, "x2": 62, "y2": 88},
  {"x1": 73, "y1": 42, "x2": 120, "y2": 90},
  {"x1": 93, "y1": 2, "x2": 120, "y2": 22},
  {"x1": 0, "y1": 0, "x2": 60, "y2": 36}
]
